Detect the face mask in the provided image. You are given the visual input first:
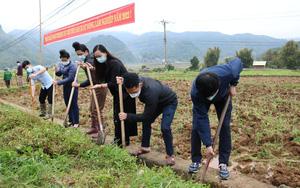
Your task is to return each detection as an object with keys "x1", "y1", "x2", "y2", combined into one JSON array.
[
  {"x1": 26, "y1": 67, "x2": 33, "y2": 74},
  {"x1": 96, "y1": 55, "x2": 107, "y2": 63},
  {"x1": 61, "y1": 60, "x2": 70, "y2": 66},
  {"x1": 207, "y1": 89, "x2": 219, "y2": 101},
  {"x1": 78, "y1": 55, "x2": 85, "y2": 61},
  {"x1": 129, "y1": 89, "x2": 141, "y2": 98}
]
